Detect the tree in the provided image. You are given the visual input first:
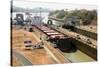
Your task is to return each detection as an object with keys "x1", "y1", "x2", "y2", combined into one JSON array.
[
  {"x1": 49, "y1": 9, "x2": 97, "y2": 25},
  {"x1": 56, "y1": 10, "x2": 66, "y2": 19},
  {"x1": 49, "y1": 10, "x2": 59, "y2": 16}
]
